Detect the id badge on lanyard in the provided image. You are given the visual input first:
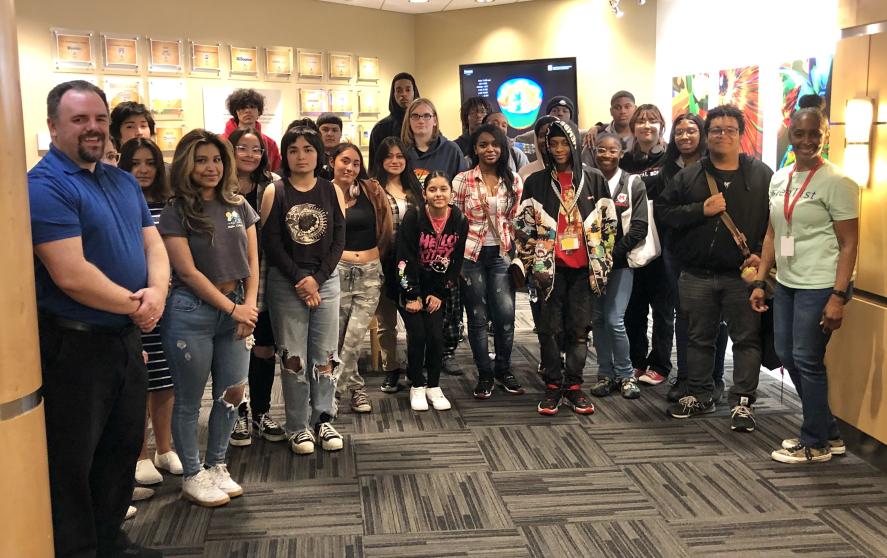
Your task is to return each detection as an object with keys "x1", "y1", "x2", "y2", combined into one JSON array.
[{"x1": 781, "y1": 159, "x2": 822, "y2": 258}]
